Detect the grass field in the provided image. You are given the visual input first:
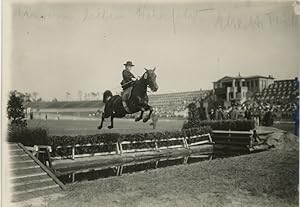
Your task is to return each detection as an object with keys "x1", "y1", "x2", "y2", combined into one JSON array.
[
  {"x1": 27, "y1": 119, "x2": 186, "y2": 136},
  {"x1": 47, "y1": 134, "x2": 298, "y2": 207}
]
